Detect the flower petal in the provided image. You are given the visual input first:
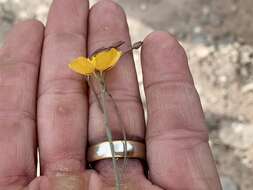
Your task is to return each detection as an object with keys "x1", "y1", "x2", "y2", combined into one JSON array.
[
  {"x1": 94, "y1": 48, "x2": 122, "y2": 72},
  {"x1": 68, "y1": 57, "x2": 95, "y2": 75}
]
